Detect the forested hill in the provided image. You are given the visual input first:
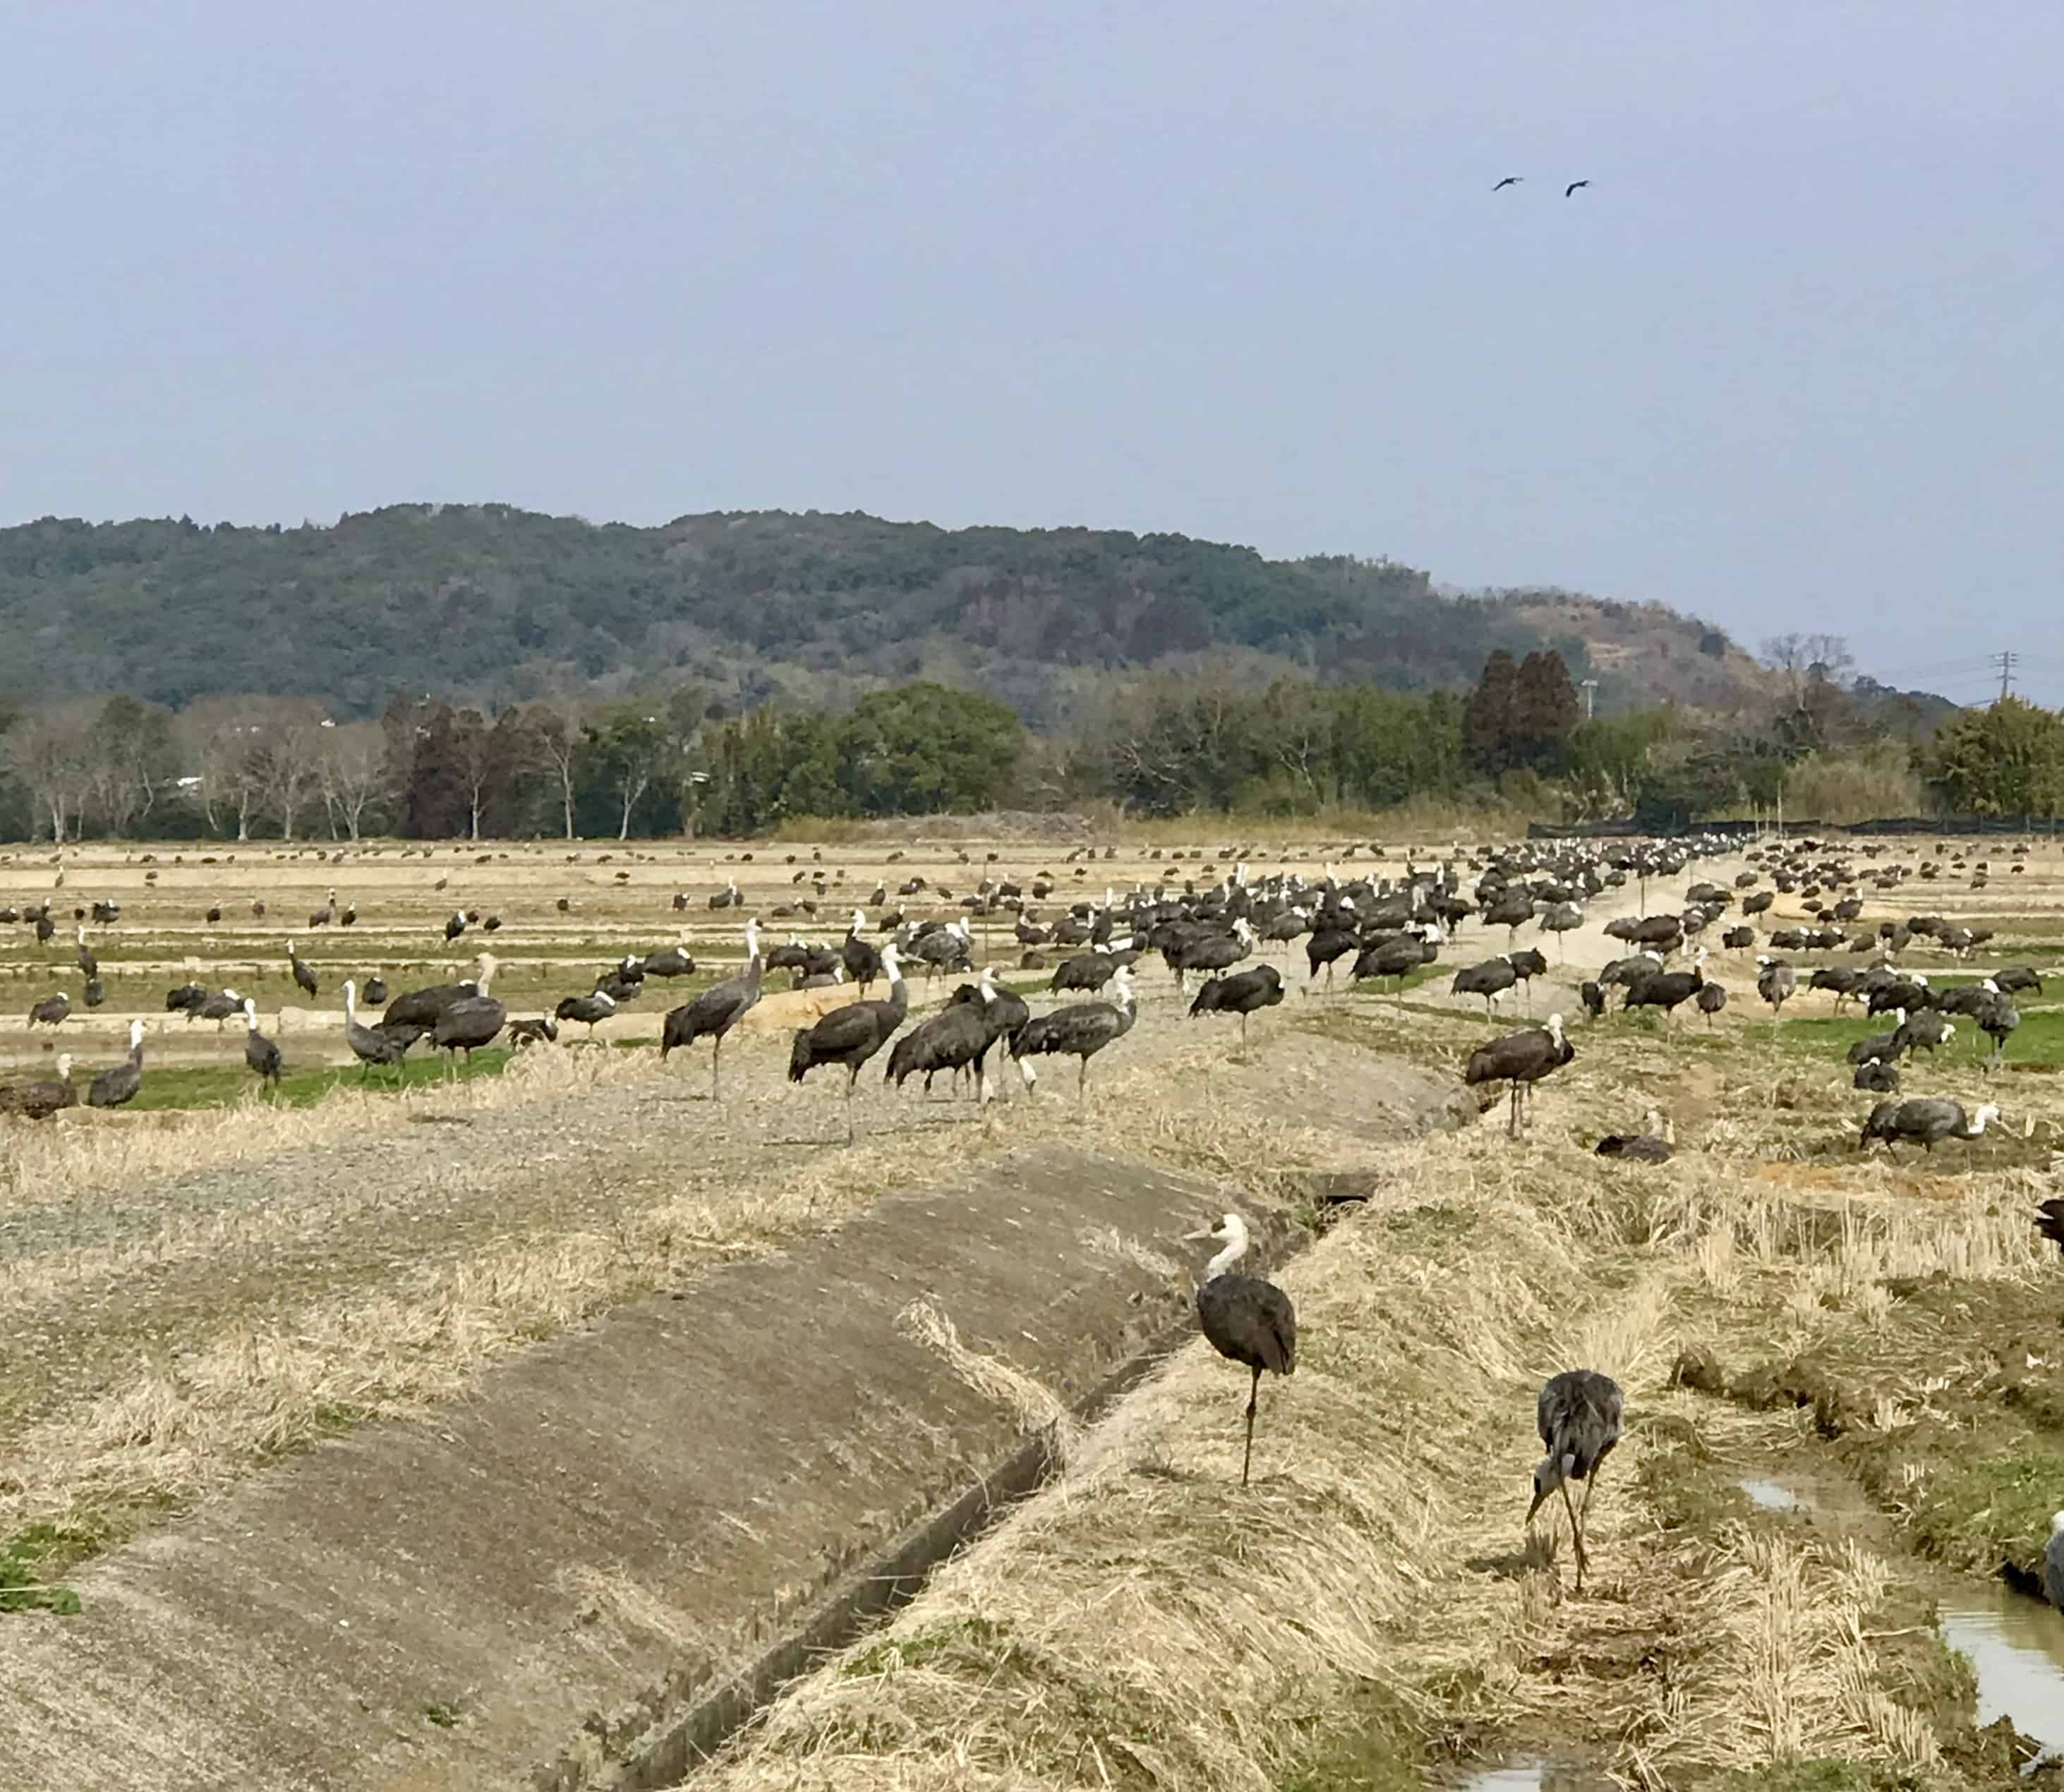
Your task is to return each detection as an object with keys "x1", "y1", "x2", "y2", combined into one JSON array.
[{"x1": 0, "y1": 505, "x2": 1777, "y2": 723}]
